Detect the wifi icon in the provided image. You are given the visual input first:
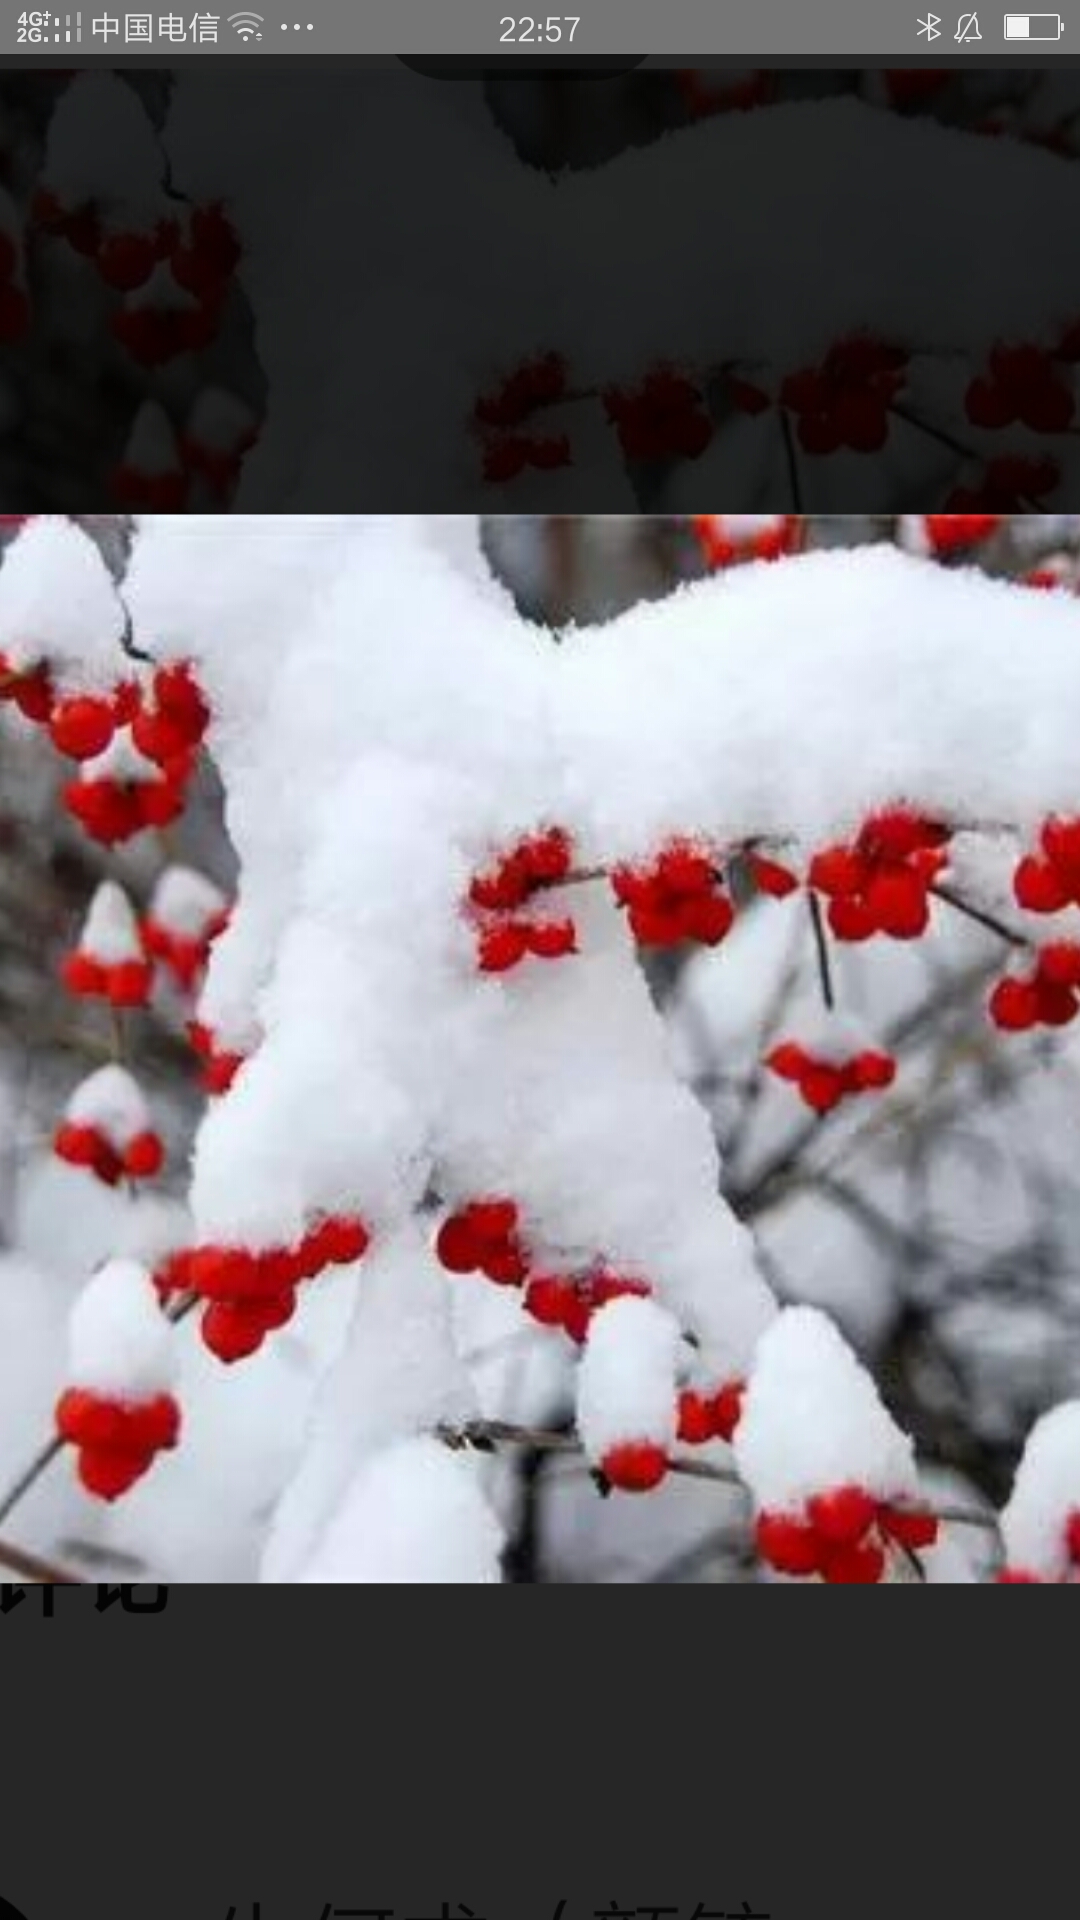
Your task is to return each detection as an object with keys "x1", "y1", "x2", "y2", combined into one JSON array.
[{"x1": 228, "y1": 9, "x2": 264, "y2": 36}]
